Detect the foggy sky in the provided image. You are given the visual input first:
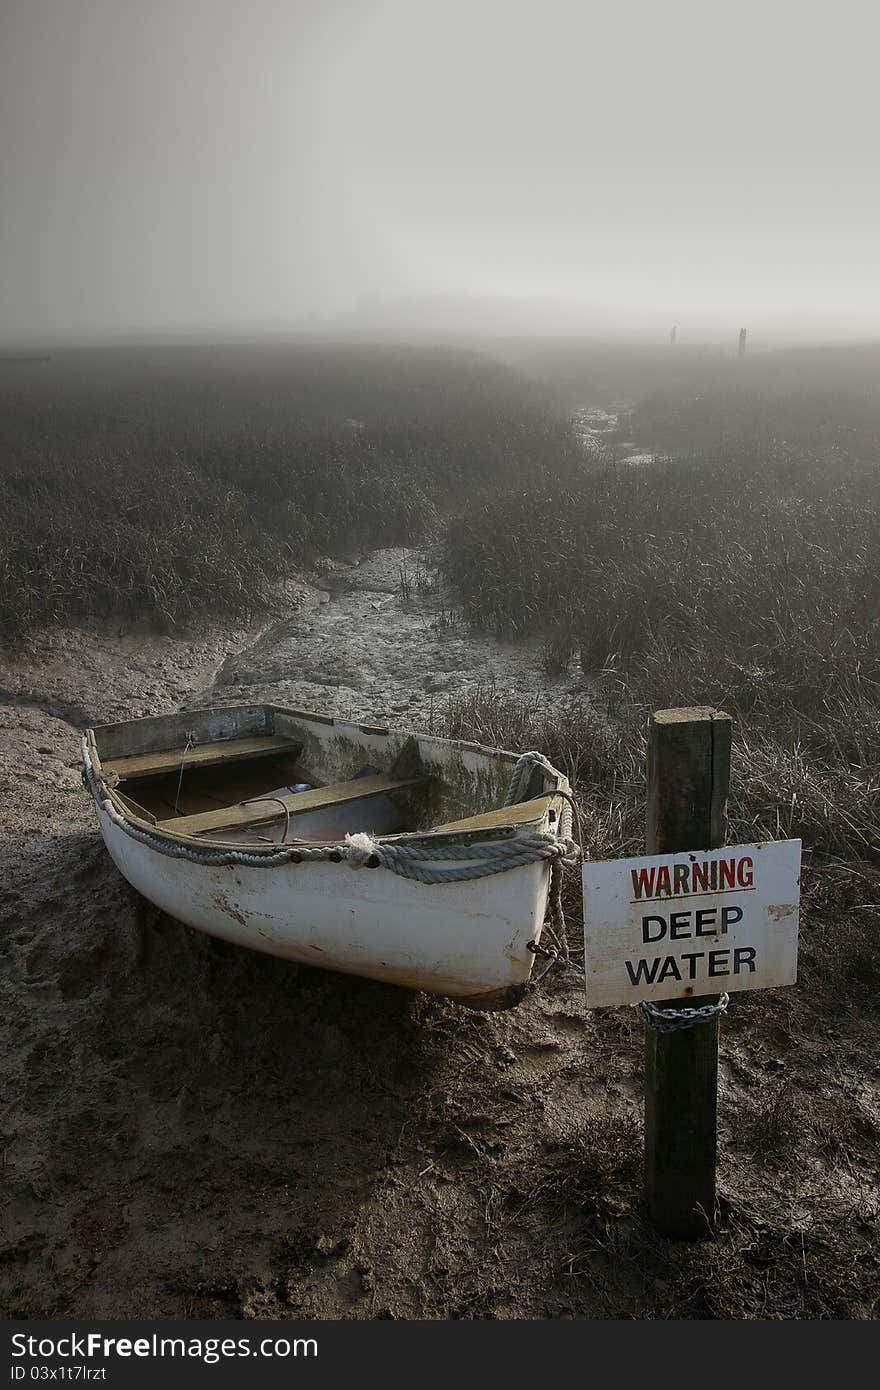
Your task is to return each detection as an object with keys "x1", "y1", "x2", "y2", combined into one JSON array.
[{"x1": 2, "y1": 0, "x2": 878, "y2": 345}]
